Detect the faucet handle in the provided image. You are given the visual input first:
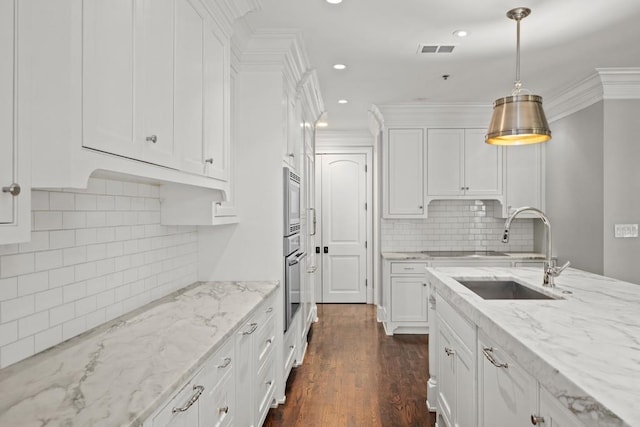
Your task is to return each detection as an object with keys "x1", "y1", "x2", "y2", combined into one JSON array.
[{"x1": 551, "y1": 261, "x2": 570, "y2": 277}]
